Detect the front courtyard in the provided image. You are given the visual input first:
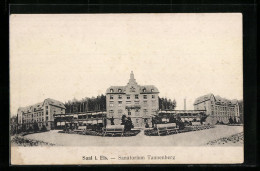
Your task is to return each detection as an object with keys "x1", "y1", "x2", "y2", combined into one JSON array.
[{"x1": 13, "y1": 125, "x2": 244, "y2": 146}]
